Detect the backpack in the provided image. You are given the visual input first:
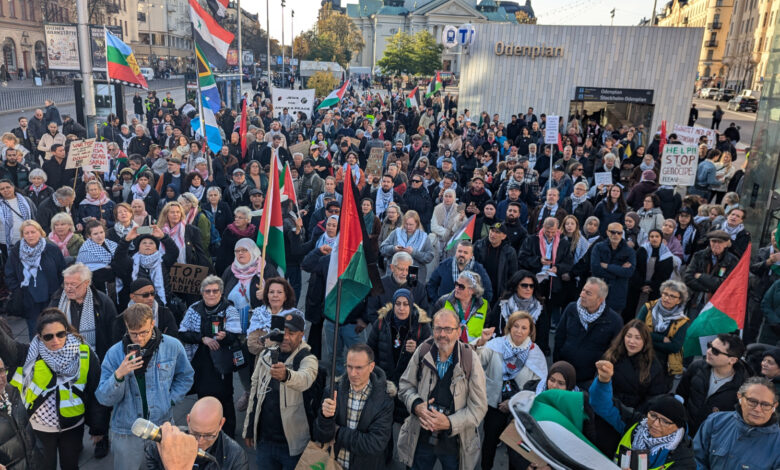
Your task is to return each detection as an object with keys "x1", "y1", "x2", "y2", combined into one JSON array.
[
  {"x1": 291, "y1": 347, "x2": 326, "y2": 437},
  {"x1": 415, "y1": 337, "x2": 473, "y2": 382}
]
